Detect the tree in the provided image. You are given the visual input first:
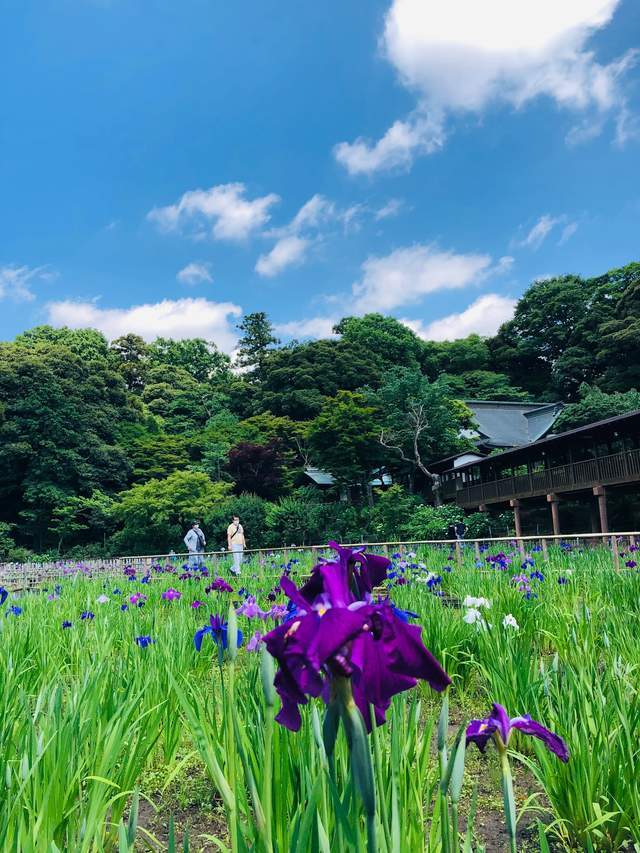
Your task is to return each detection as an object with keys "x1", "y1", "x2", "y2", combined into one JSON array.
[
  {"x1": 0, "y1": 340, "x2": 136, "y2": 550},
  {"x1": 553, "y1": 384, "x2": 640, "y2": 432},
  {"x1": 148, "y1": 337, "x2": 231, "y2": 384},
  {"x1": 335, "y1": 314, "x2": 425, "y2": 372},
  {"x1": 308, "y1": 391, "x2": 383, "y2": 490},
  {"x1": 112, "y1": 471, "x2": 231, "y2": 552},
  {"x1": 226, "y1": 440, "x2": 285, "y2": 499},
  {"x1": 441, "y1": 370, "x2": 529, "y2": 401},
  {"x1": 15, "y1": 325, "x2": 110, "y2": 362},
  {"x1": 370, "y1": 369, "x2": 471, "y2": 496},
  {"x1": 109, "y1": 334, "x2": 150, "y2": 392},
  {"x1": 235, "y1": 312, "x2": 279, "y2": 376},
  {"x1": 257, "y1": 339, "x2": 384, "y2": 418}
]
